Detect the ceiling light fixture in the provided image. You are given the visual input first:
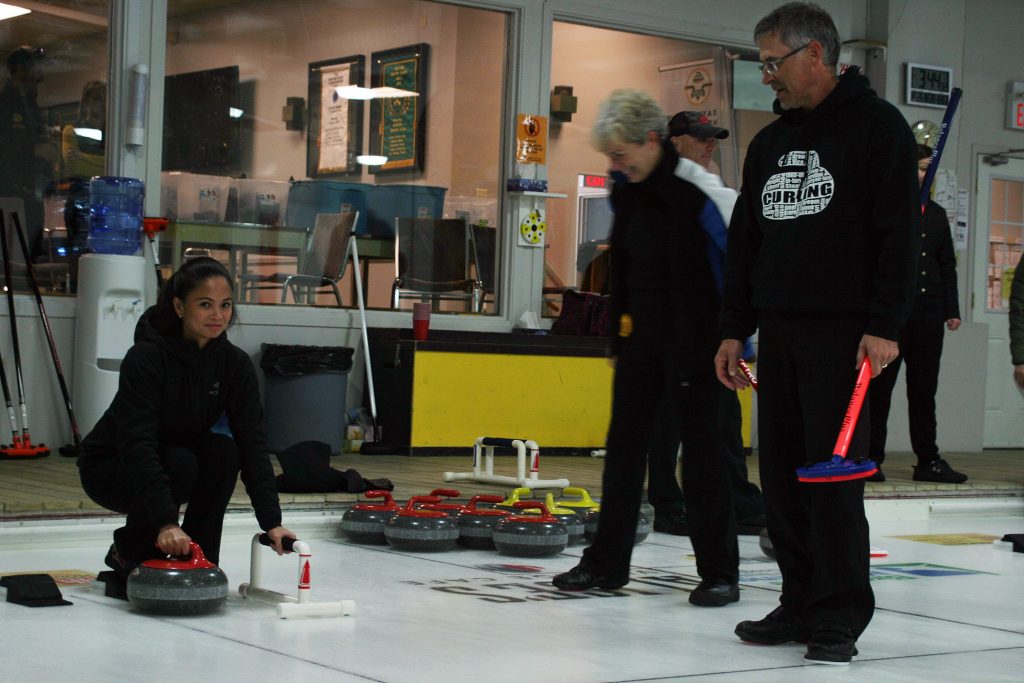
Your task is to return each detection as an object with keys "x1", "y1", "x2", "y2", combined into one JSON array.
[{"x1": 356, "y1": 155, "x2": 388, "y2": 166}]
